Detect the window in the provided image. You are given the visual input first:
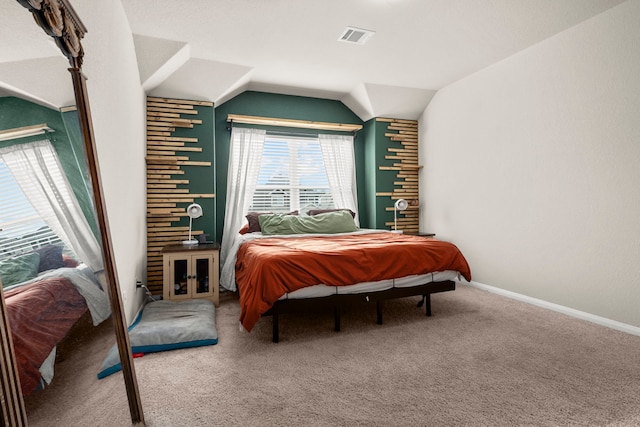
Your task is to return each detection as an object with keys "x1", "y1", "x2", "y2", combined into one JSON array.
[
  {"x1": 0, "y1": 159, "x2": 65, "y2": 261},
  {"x1": 0, "y1": 139, "x2": 103, "y2": 272},
  {"x1": 221, "y1": 127, "x2": 357, "y2": 288},
  {"x1": 250, "y1": 135, "x2": 335, "y2": 213}
]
